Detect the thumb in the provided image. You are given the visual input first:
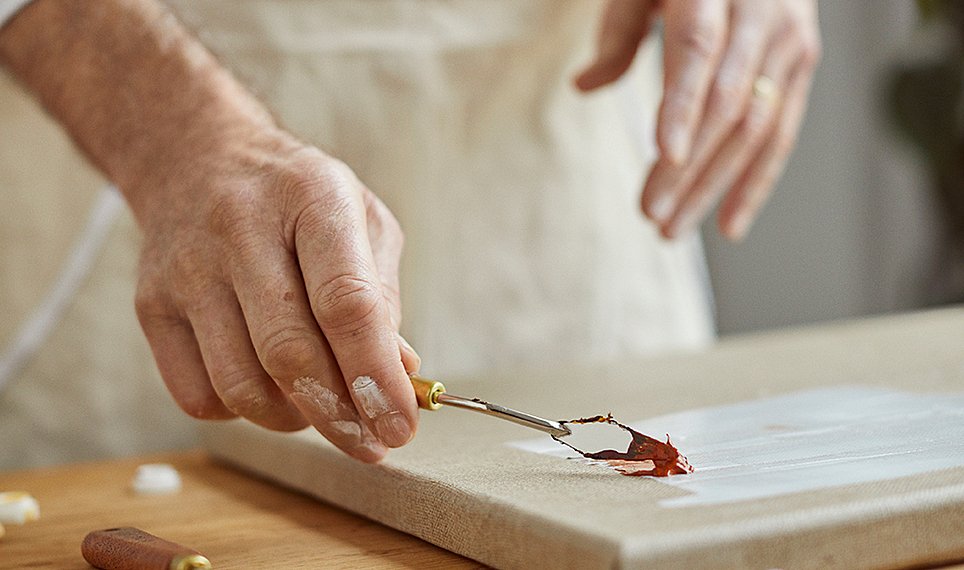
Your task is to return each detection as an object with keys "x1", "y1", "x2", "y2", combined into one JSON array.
[{"x1": 575, "y1": 0, "x2": 660, "y2": 92}]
